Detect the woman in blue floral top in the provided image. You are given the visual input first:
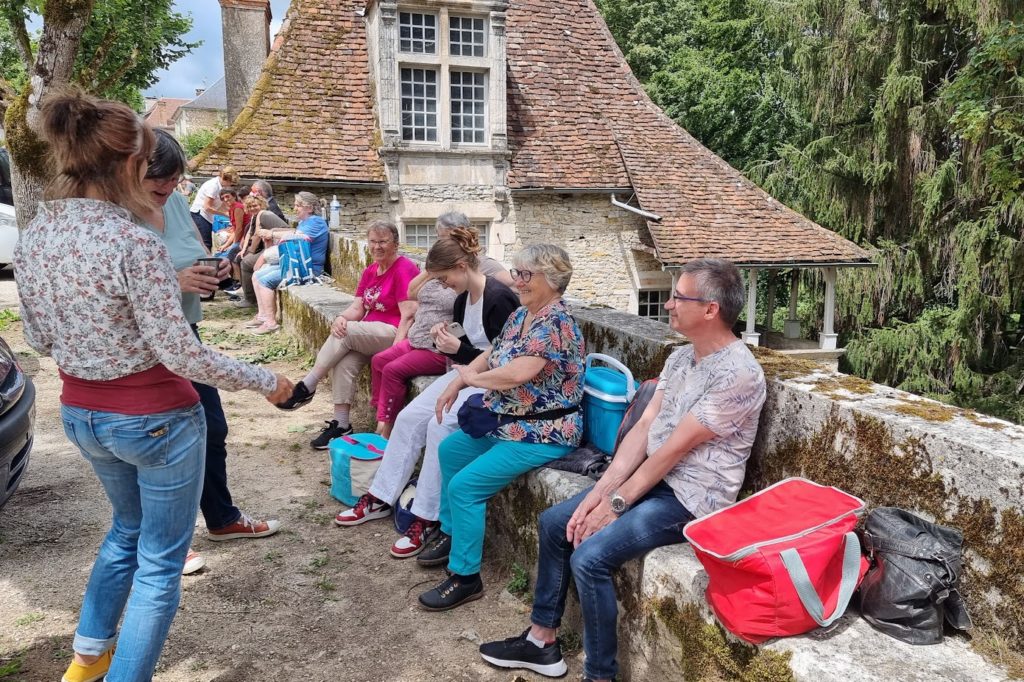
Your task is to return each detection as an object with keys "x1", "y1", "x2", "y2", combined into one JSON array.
[{"x1": 417, "y1": 244, "x2": 585, "y2": 611}]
